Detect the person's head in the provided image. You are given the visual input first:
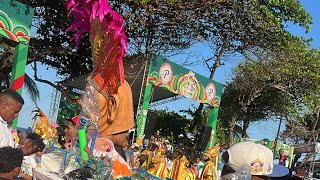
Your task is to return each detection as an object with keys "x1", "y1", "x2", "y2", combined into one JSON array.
[
  {"x1": 79, "y1": 79, "x2": 134, "y2": 148},
  {"x1": 25, "y1": 132, "x2": 44, "y2": 155},
  {"x1": 196, "y1": 157, "x2": 201, "y2": 163},
  {"x1": 0, "y1": 89, "x2": 24, "y2": 123},
  {"x1": 87, "y1": 124, "x2": 95, "y2": 136},
  {"x1": 133, "y1": 146, "x2": 139, "y2": 152},
  {"x1": 148, "y1": 143, "x2": 159, "y2": 152},
  {"x1": 164, "y1": 139, "x2": 170, "y2": 145},
  {"x1": 221, "y1": 142, "x2": 289, "y2": 179},
  {"x1": 203, "y1": 146, "x2": 219, "y2": 162},
  {"x1": 278, "y1": 149, "x2": 285, "y2": 156},
  {"x1": 0, "y1": 146, "x2": 24, "y2": 179},
  {"x1": 64, "y1": 116, "x2": 79, "y2": 141},
  {"x1": 17, "y1": 130, "x2": 22, "y2": 137}
]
